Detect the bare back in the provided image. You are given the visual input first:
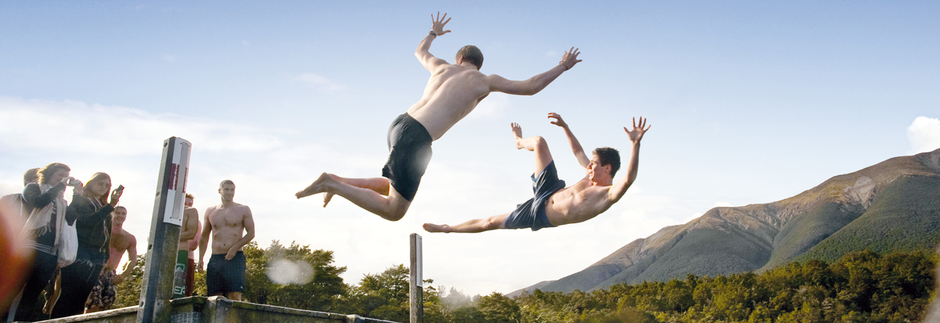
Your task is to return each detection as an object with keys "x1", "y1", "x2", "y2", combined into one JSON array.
[
  {"x1": 107, "y1": 229, "x2": 136, "y2": 270},
  {"x1": 544, "y1": 177, "x2": 616, "y2": 226},
  {"x1": 205, "y1": 203, "x2": 252, "y2": 255},
  {"x1": 407, "y1": 65, "x2": 491, "y2": 140}
]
